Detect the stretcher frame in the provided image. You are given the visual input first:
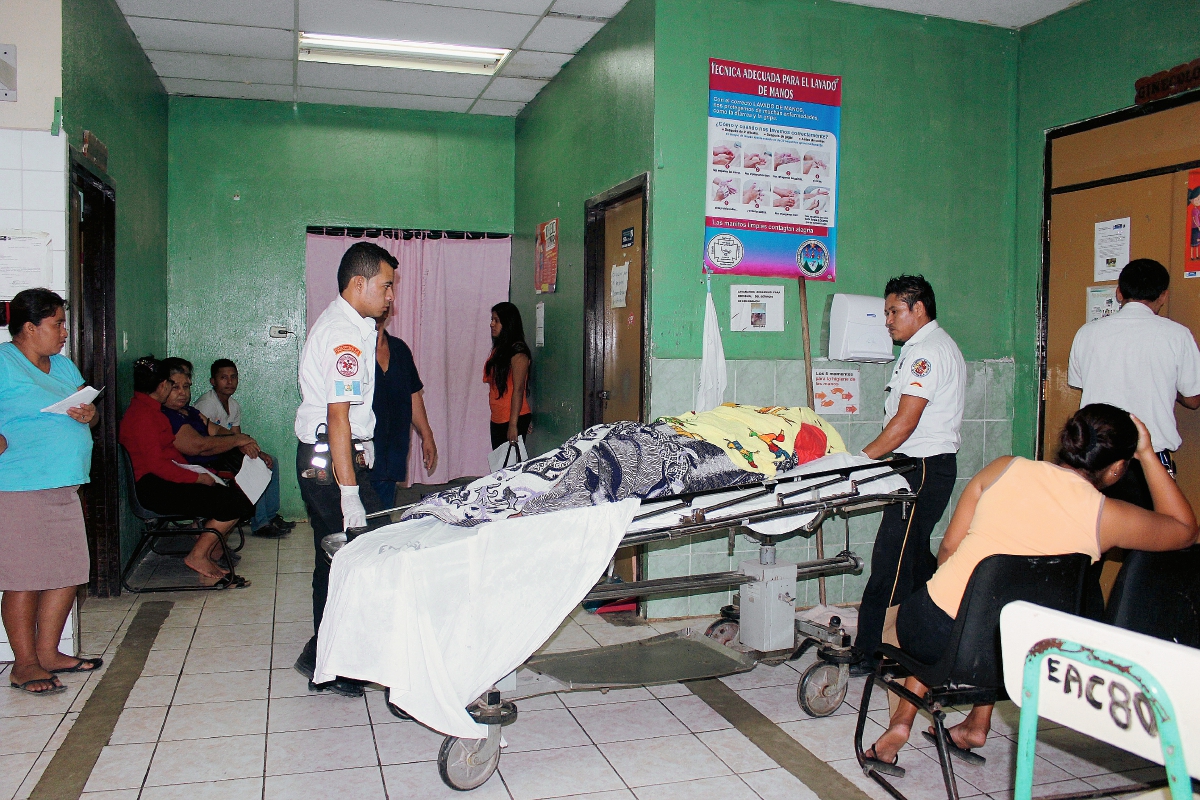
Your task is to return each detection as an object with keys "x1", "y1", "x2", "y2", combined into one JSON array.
[{"x1": 322, "y1": 457, "x2": 918, "y2": 791}]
